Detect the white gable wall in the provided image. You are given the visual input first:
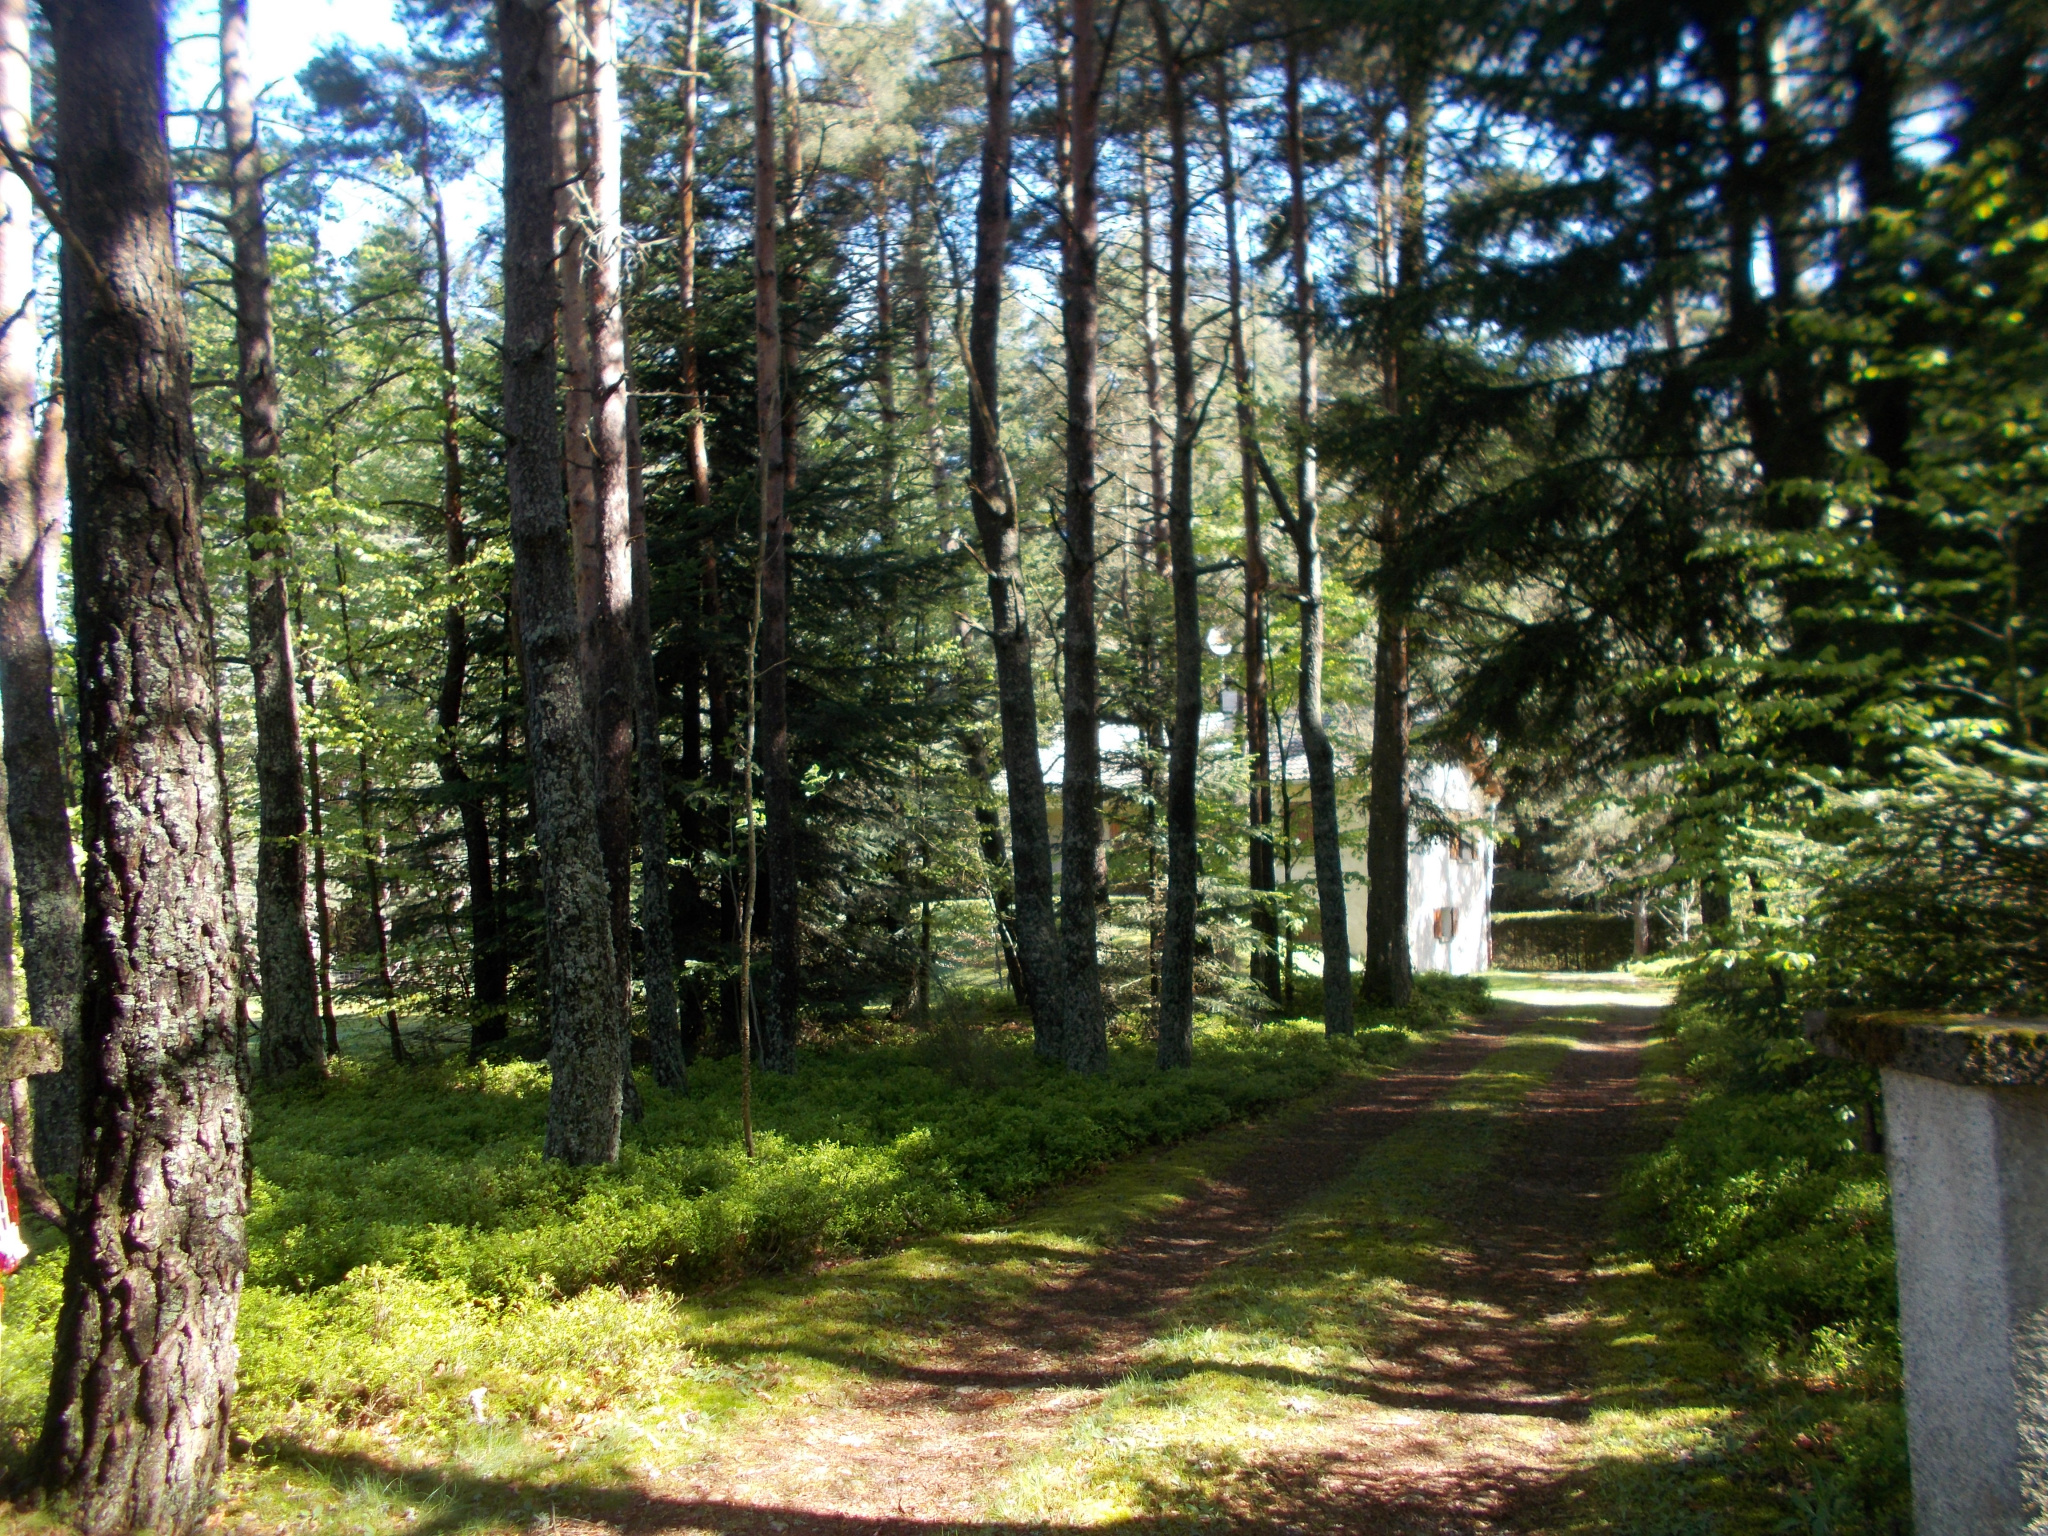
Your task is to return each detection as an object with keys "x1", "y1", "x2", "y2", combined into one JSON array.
[{"x1": 1340, "y1": 761, "x2": 1494, "y2": 978}]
